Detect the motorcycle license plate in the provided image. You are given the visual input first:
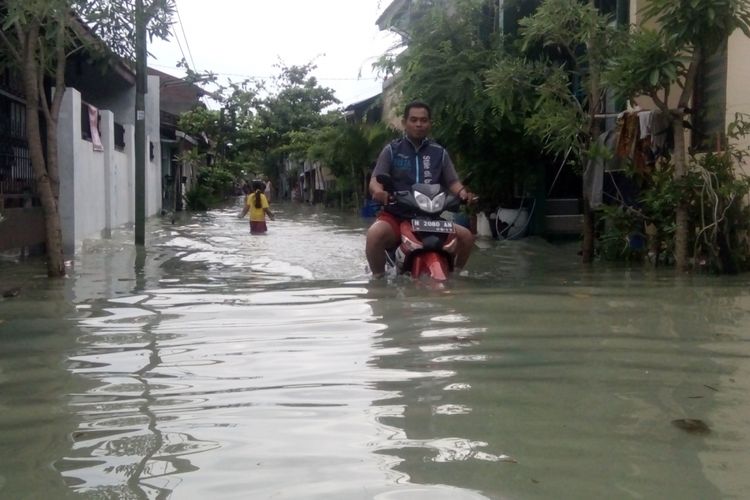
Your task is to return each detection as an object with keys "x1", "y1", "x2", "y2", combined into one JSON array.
[{"x1": 411, "y1": 218, "x2": 454, "y2": 233}]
